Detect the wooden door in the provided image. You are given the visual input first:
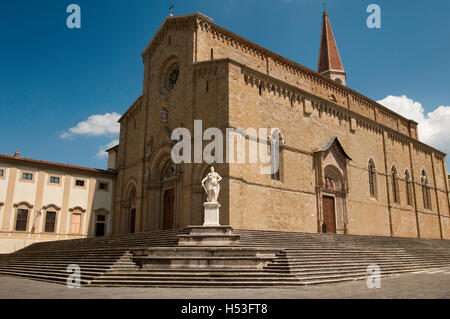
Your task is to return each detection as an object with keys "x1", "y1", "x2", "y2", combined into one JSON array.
[
  {"x1": 322, "y1": 196, "x2": 336, "y2": 233},
  {"x1": 163, "y1": 189, "x2": 175, "y2": 230},
  {"x1": 130, "y1": 209, "x2": 136, "y2": 233}
]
